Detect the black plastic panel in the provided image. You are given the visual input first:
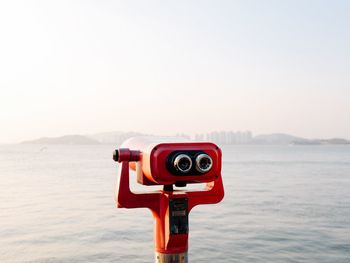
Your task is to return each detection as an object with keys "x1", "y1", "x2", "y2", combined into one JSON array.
[
  {"x1": 169, "y1": 198, "x2": 189, "y2": 235},
  {"x1": 167, "y1": 150, "x2": 206, "y2": 176}
]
